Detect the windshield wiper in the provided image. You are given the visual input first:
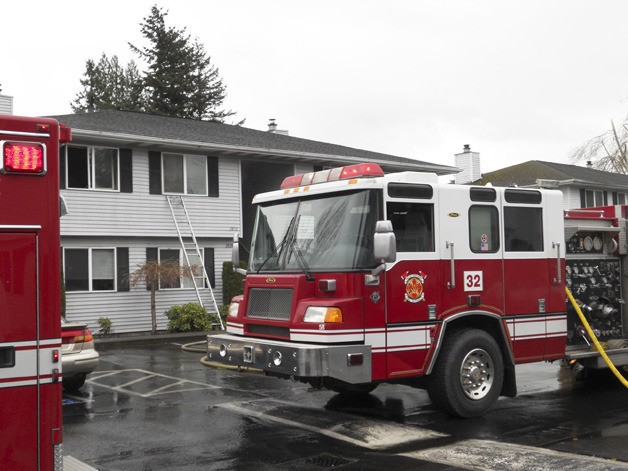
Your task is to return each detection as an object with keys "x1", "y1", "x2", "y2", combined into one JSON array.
[
  {"x1": 256, "y1": 217, "x2": 295, "y2": 274},
  {"x1": 288, "y1": 237, "x2": 315, "y2": 281},
  {"x1": 284, "y1": 215, "x2": 315, "y2": 281}
]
